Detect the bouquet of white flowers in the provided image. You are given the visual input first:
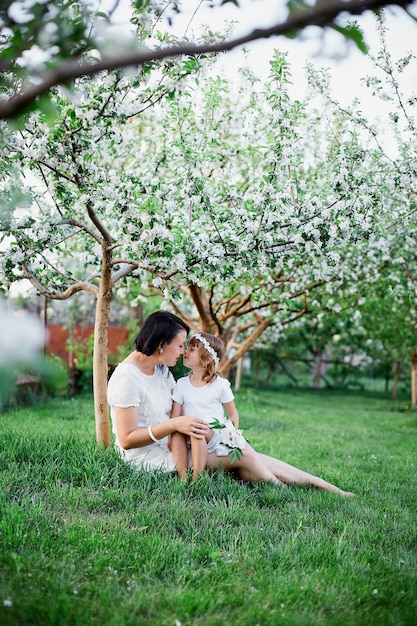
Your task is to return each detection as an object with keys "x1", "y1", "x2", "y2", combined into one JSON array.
[{"x1": 209, "y1": 417, "x2": 249, "y2": 463}]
